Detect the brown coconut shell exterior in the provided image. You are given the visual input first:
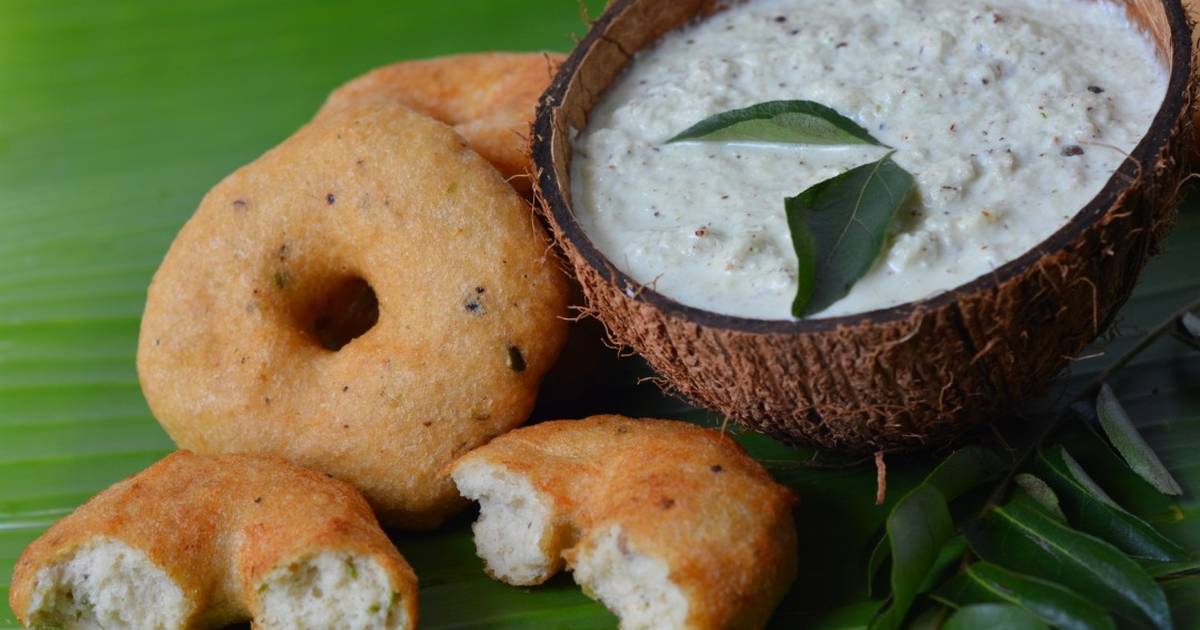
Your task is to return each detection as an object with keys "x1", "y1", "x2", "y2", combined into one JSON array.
[
  {"x1": 1184, "y1": 0, "x2": 1200, "y2": 147},
  {"x1": 533, "y1": 0, "x2": 1198, "y2": 453}
]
